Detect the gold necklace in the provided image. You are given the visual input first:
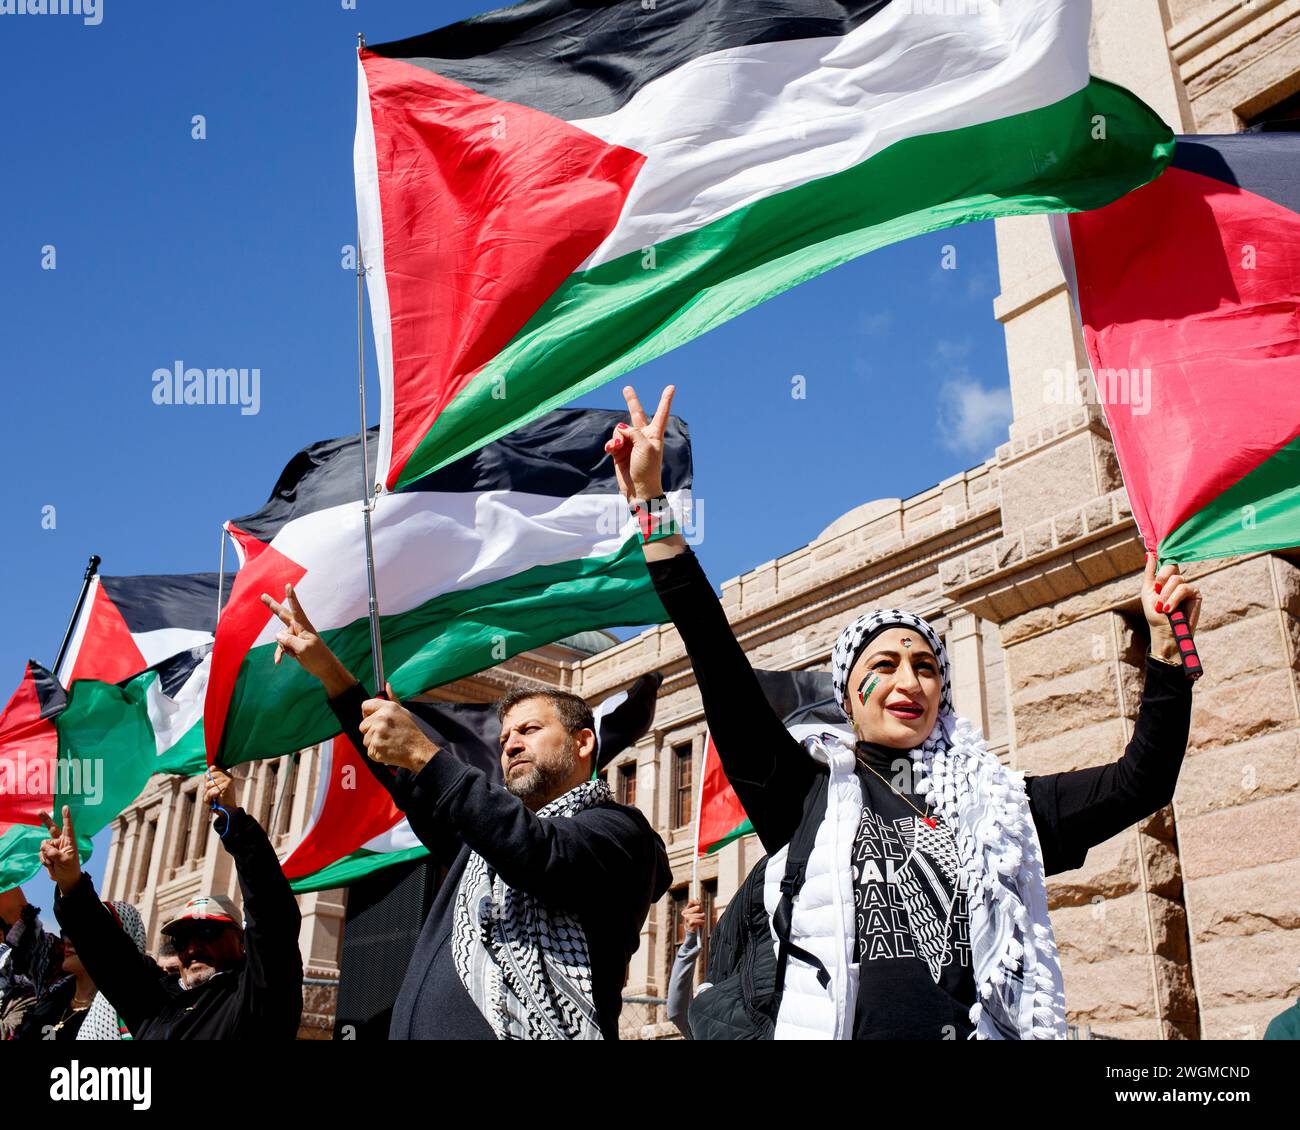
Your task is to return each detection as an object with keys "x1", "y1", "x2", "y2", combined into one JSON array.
[
  {"x1": 857, "y1": 757, "x2": 939, "y2": 829},
  {"x1": 51, "y1": 997, "x2": 92, "y2": 1033}
]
